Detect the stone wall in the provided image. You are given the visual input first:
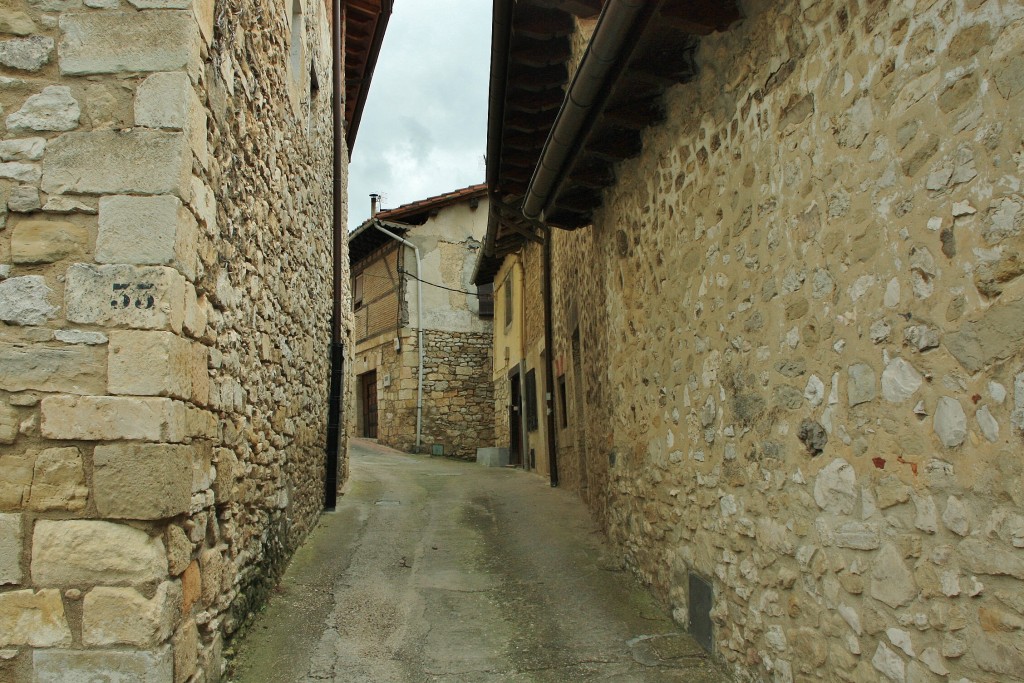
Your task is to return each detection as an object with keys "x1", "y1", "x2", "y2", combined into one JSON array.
[
  {"x1": 551, "y1": 0, "x2": 1024, "y2": 681},
  {"x1": 364, "y1": 329, "x2": 494, "y2": 459},
  {"x1": 0, "y1": 0, "x2": 343, "y2": 680}
]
